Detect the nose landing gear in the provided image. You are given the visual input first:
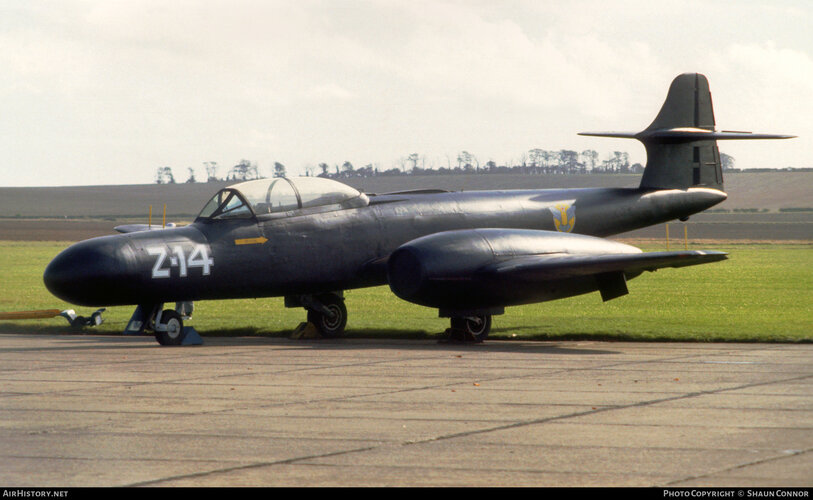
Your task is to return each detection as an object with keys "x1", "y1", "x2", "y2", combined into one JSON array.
[
  {"x1": 124, "y1": 302, "x2": 202, "y2": 346},
  {"x1": 155, "y1": 309, "x2": 184, "y2": 346}
]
